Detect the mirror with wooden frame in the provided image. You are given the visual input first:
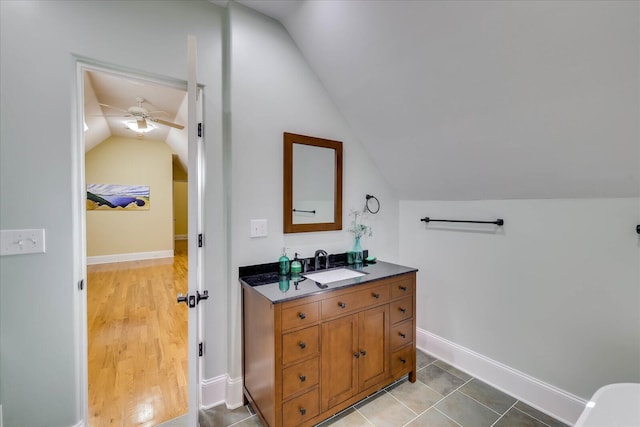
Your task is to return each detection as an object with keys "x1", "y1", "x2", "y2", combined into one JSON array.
[{"x1": 284, "y1": 132, "x2": 342, "y2": 233}]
